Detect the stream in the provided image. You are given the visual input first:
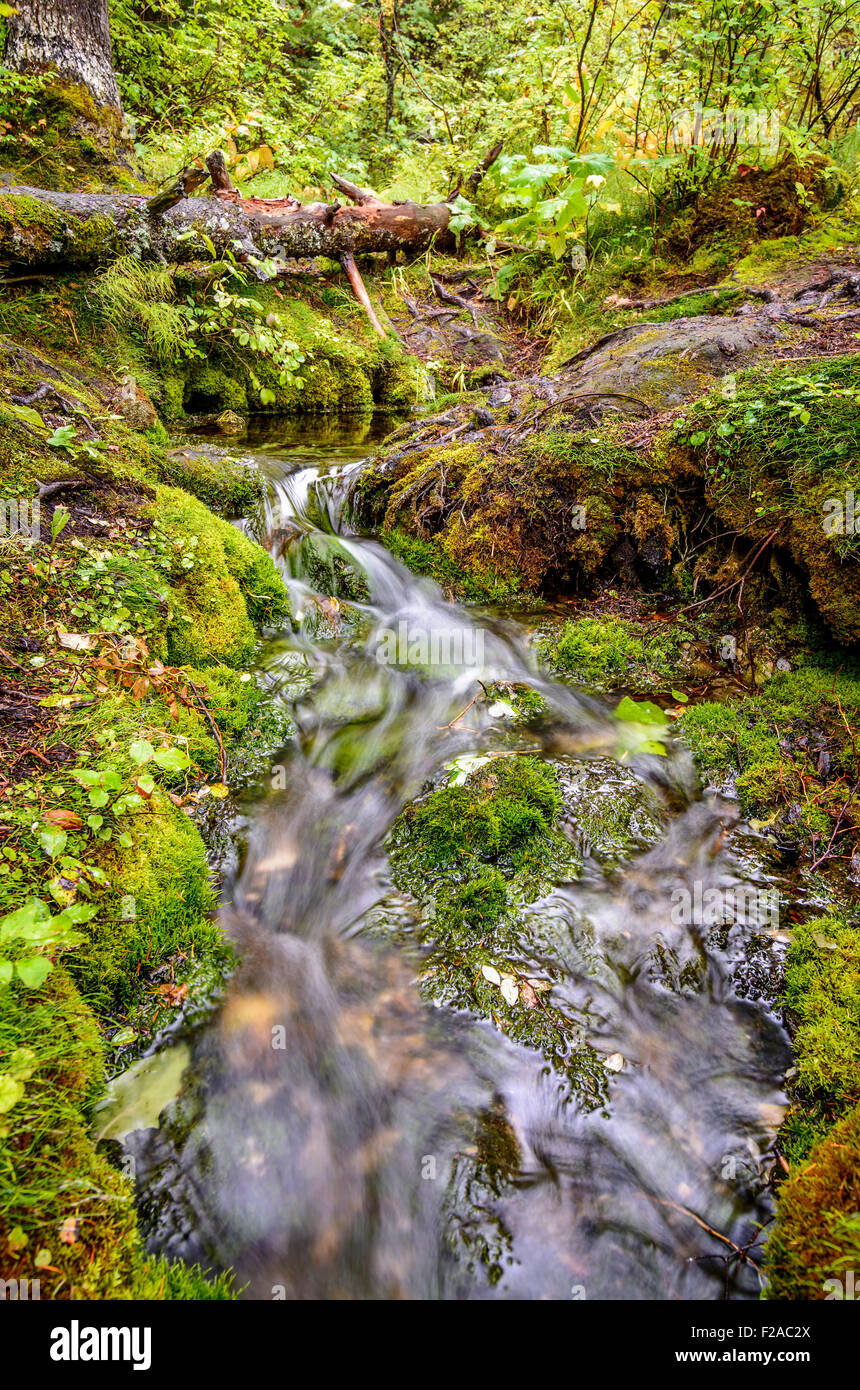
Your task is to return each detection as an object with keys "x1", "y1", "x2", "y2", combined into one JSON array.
[{"x1": 102, "y1": 416, "x2": 792, "y2": 1301}]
